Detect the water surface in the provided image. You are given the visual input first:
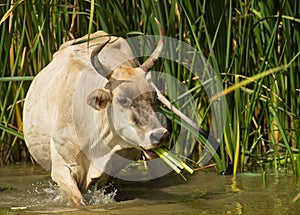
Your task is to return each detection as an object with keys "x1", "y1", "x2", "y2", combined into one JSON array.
[{"x1": 0, "y1": 163, "x2": 300, "y2": 214}]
